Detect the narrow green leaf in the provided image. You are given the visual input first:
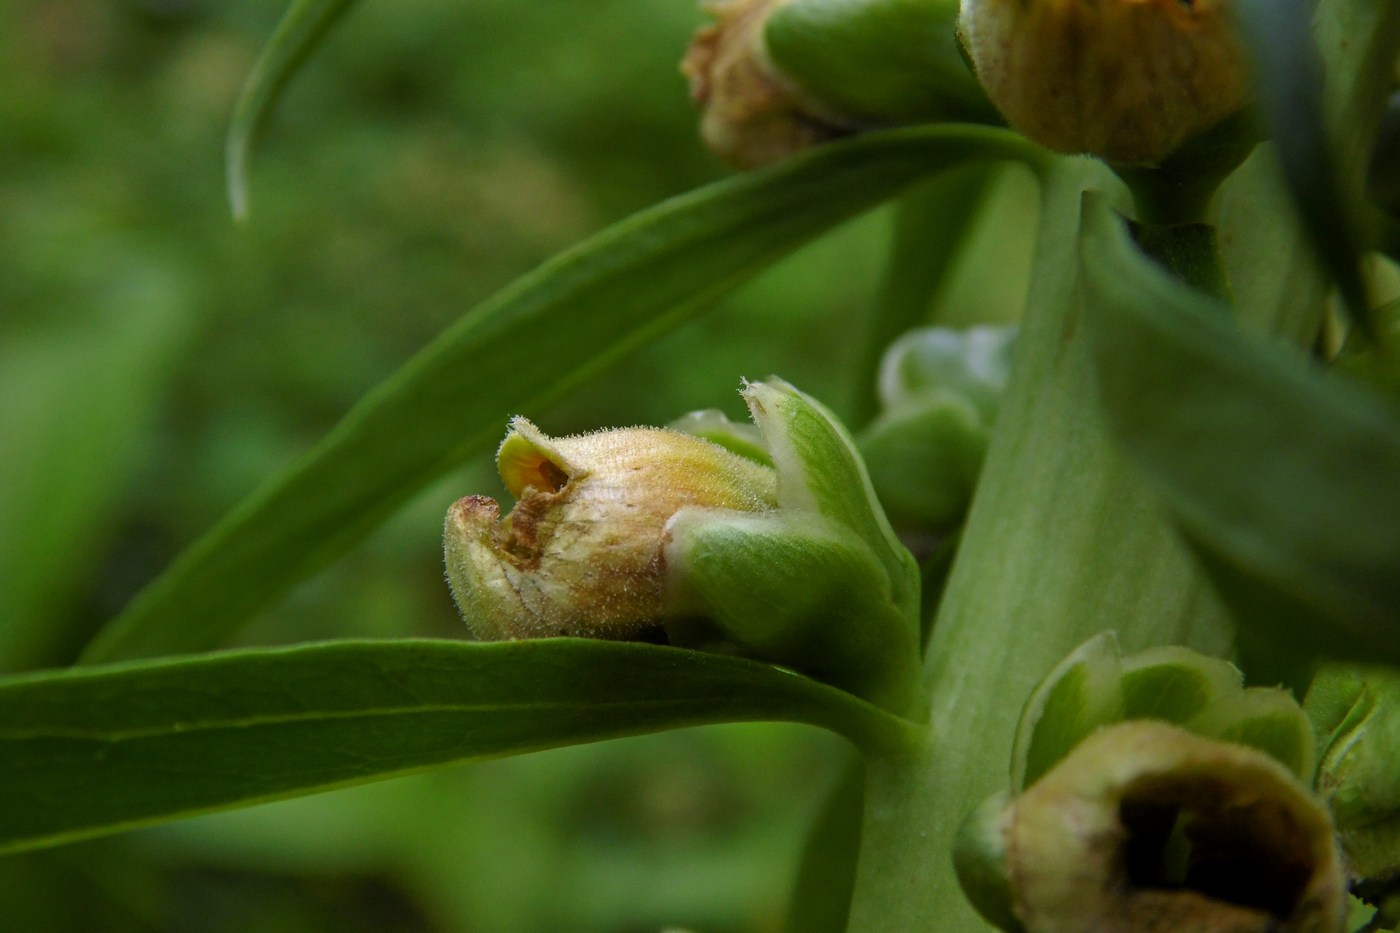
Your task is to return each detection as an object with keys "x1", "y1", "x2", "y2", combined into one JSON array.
[
  {"x1": 0, "y1": 639, "x2": 911, "y2": 856},
  {"x1": 783, "y1": 754, "x2": 865, "y2": 933},
  {"x1": 1230, "y1": 0, "x2": 1371, "y2": 326},
  {"x1": 0, "y1": 267, "x2": 192, "y2": 672},
  {"x1": 1081, "y1": 197, "x2": 1400, "y2": 667},
  {"x1": 226, "y1": 0, "x2": 360, "y2": 219},
  {"x1": 85, "y1": 126, "x2": 1038, "y2": 667}
]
